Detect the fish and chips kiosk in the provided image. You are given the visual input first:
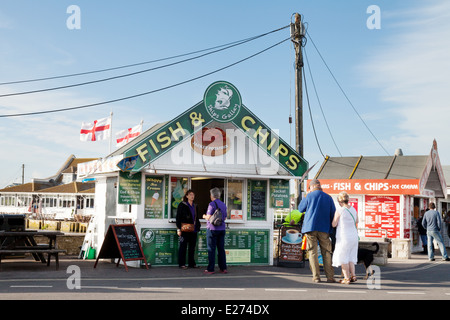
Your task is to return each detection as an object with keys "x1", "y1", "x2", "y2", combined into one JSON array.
[
  {"x1": 312, "y1": 140, "x2": 447, "y2": 258},
  {"x1": 78, "y1": 81, "x2": 308, "y2": 268}
]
